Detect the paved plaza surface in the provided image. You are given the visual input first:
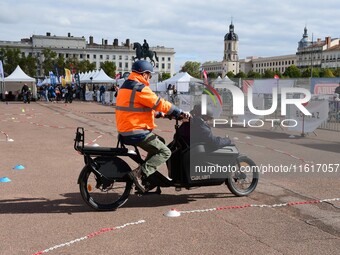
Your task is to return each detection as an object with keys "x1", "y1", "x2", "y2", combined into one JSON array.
[{"x1": 0, "y1": 100, "x2": 339, "y2": 255}]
